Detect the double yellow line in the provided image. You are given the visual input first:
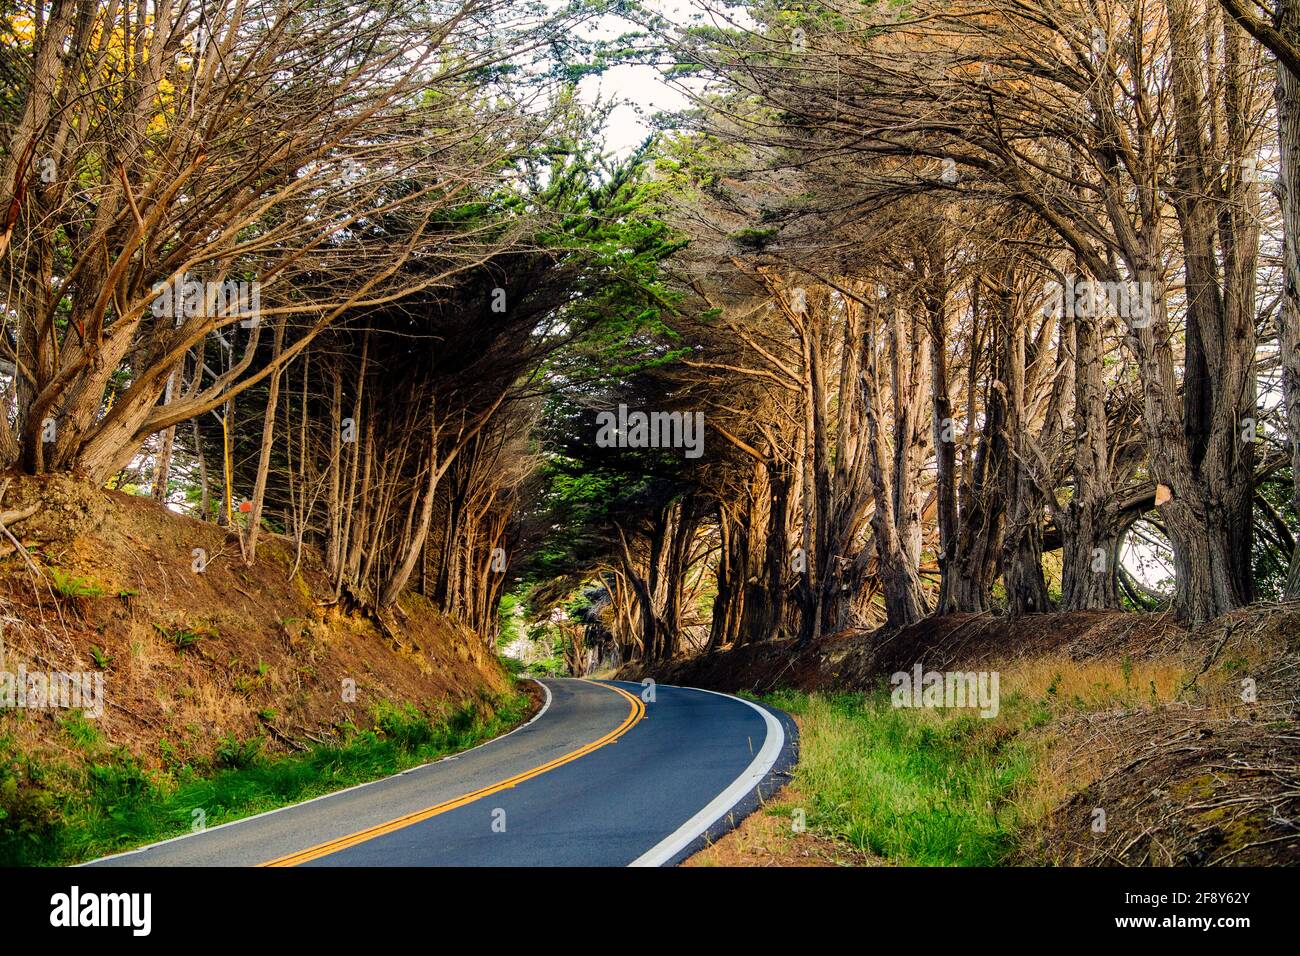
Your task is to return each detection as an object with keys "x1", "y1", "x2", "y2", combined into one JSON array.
[{"x1": 260, "y1": 681, "x2": 645, "y2": 867}]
